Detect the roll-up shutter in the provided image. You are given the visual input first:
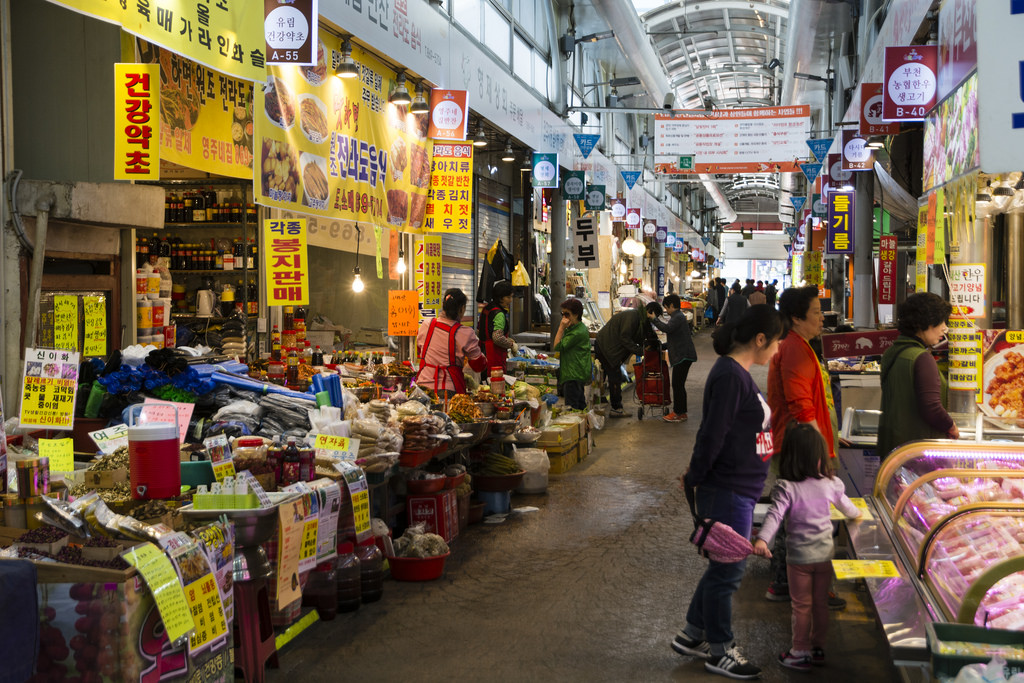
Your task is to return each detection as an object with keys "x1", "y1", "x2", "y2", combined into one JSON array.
[{"x1": 440, "y1": 231, "x2": 475, "y2": 321}]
